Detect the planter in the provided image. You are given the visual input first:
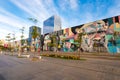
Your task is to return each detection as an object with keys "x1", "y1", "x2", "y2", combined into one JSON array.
[
  {"x1": 18, "y1": 54, "x2": 30, "y2": 58},
  {"x1": 34, "y1": 56, "x2": 42, "y2": 59}
]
